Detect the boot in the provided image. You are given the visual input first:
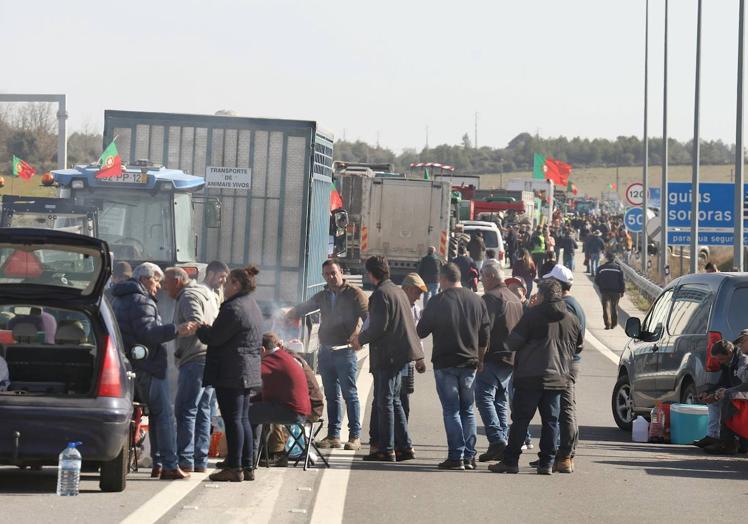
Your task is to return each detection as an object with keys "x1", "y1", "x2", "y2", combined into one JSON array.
[
  {"x1": 488, "y1": 461, "x2": 518, "y2": 474},
  {"x1": 555, "y1": 456, "x2": 574, "y2": 474},
  {"x1": 209, "y1": 468, "x2": 243, "y2": 482},
  {"x1": 478, "y1": 442, "x2": 506, "y2": 462}
]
